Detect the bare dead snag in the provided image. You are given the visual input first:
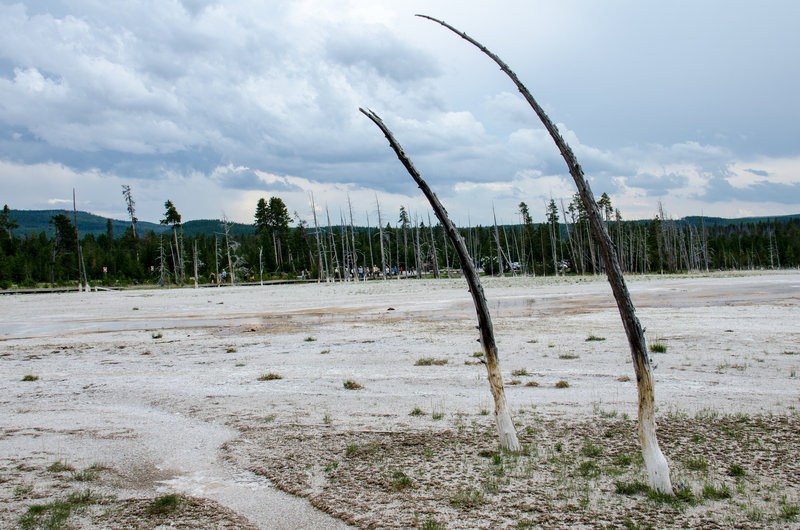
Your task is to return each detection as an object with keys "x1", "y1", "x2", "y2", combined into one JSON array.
[
  {"x1": 360, "y1": 107, "x2": 521, "y2": 452},
  {"x1": 417, "y1": 14, "x2": 672, "y2": 492}
]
